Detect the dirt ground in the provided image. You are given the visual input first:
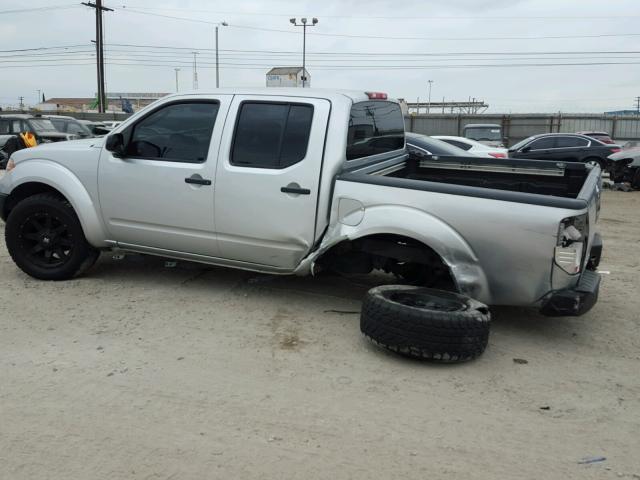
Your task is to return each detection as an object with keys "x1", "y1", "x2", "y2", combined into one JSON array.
[{"x1": 0, "y1": 190, "x2": 639, "y2": 480}]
